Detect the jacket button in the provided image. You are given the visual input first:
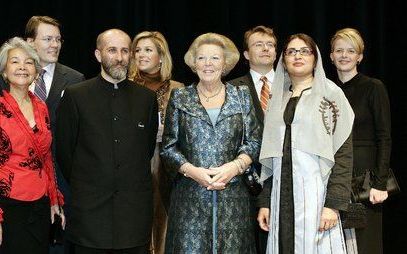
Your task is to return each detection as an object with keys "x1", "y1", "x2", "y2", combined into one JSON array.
[{"x1": 114, "y1": 139, "x2": 120, "y2": 143}]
